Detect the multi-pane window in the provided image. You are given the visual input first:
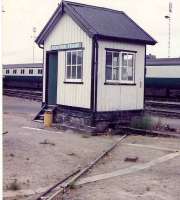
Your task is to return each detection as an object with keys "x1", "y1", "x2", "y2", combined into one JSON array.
[
  {"x1": 29, "y1": 69, "x2": 33, "y2": 74},
  {"x1": 38, "y1": 69, "x2": 43, "y2": 74},
  {"x1": 21, "y1": 69, "x2": 25, "y2": 74},
  {"x1": 66, "y1": 50, "x2": 83, "y2": 81},
  {"x1": 105, "y1": 50, "x2": 135, "y2": 83},
  {"x1": 13, "y1": 69, "x2": 17, "y2": 74},
  {"x1": 6, "y1": 69, "x2": 10, "y2": 74}
]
